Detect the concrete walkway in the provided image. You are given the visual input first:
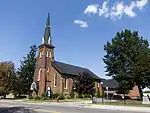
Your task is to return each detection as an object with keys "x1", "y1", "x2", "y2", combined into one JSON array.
[{"x1": 87, "y1": 104, "x2": 150, "y2": 113}]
